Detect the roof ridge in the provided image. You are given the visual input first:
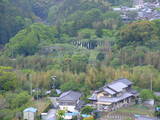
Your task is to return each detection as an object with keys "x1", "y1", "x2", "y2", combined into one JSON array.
[{"x1": 60, "y1": 90, "x2": 72, "y2": 98}]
